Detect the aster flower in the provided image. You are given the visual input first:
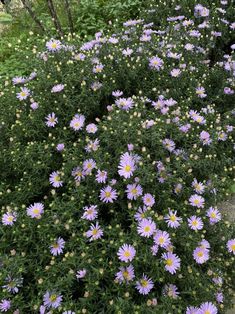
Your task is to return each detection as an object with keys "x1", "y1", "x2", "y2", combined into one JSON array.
[
  {"x1": 126, "y1": 183, "x2": 143, "y2": 200},
  {"x1": 83, "y1": 159, "x2": 96, "y2": 174},
  {"x1": 30, "y1": 102, "x2": 39, "y2": 110},
  {"x1": 26, "y1": 202, "x2": 44, "y2": 219},
  {"x1": 56, "y1": 143, "x2": 65, "y2": 152},
  {"x1": 200, "y1": 131, "x2": 212, "y2": 145},
  {"x1": 0, "y1": 299, "x2": 11, "y2": 312},
  {"x1": 189, "y1": 194, "x2": 205, "y2": 208},
  {"x1": 164, "y1": 210, "x2": 182, "y2": 228},
  {"x1": 134, "y1": 206, "x2": 149, "y2": 221},
  {"x1": 43, "y1": 291, "x2": 63, "y2": 309},
  {"x1": 95, "y1": 169, "x2": 107, "y2": 183},
  {"x1": 12, "y1": 76, "x2": 26, "y2": 85},
  {"x1": 186, "y1": 306, "x2": 200, "y2": 314},
  {"x1": 188, "y1": 216, "x2": 204, "y2": 230},
  {"x1": 100, "y1": 186, "x2": 118, "y2": 203},
  {"x1": 193, "y1": 247, "x2": 209, "y2": 264},
  {"x1": 45, "y1": 112, "x2": 58, "y2": 127},
  {"x1": 195, "y1": 86, "x2": 207, "y2": 98},
  {"x1": 226, "y1": 239, "x2": 235, "y2": 255},
  {"x1": 115, "y1": 97, "x2": 134, "y2": 110},
  {"x1": 46, "y1": 39, "x2": 62, "y2": 52},
  {"x1": 49, "y1": 171, "x2": 63, "y2": 188},
  {"x1": 149, "y1": 56, "x2": 164, "y2": 70},
  {"x1": 2, "y1": 211, "x2": 17, "y2": 226},
  {"x1": 86, "y1": 123, "x2": 98, "y2": 134},
  {"x1": 142, "y1": 193, "x2": 155, "y2": 207},
  {"x1": 135, "y1": 274, "x2": 154, "y2": 295},
  {"x1": 162, "y1": 139, "x2": 176, "y2": 152},
  {"x1": 117, "y1": 244, "x2": 136, "y2": 262},
  {"x1": 217, "y1": 131, "x2": 227, "y2": 141},
  {"x1": 16, "y1": 87, "x2": 30, "y2": 101},
  {"x1": 76, "y1": 269, "x2": 87, "y2": 280},
  {"x1": 112, "y1": 90, "x2": 123, "y2": 97},
  {"x1": 51, "y1": 84, "x2": 64, "y2": 93},
  {"x1": 70, "y1": 114, "x2": 85, "y2": 131},
  {"x1": 170, "y1": 68, "x2": 181, "y2": 77},
  {"x1": 192, "y1": 179, "x2": 205, "y2": 194},
  {"x1": 71, "y1": 166, "x2": 85, "y2": 183},
  {"x1": 2, "y1": 276, "x2": 23, "y2": 294},
  {"x1": 122, "y1": 48, "x2": 133, "y2": 56},
  {"x1": 93, "y1": 64, "x2": 104, "y2": 73},
  {"x1": 85, "y1": 139, "x2": 100, "y2": 152},
  {"x1": 154, "y1": 230, "x2": 171, "y2": 248},
  {"x1": 163, "y1": 284, "x2": 179, "y2": 299},
  {"x1": 137, "y1": 218, "x2": 156, "y2": 238},
  {"x1": 215, "y1": 292, "x2": 223, "y2": 303},
  {"x1": 82, "y1": 205, "x2": 98, "y2": 221},
  {"x1": 85, "y1": 222, "x2": 103, "y2": 241},
  {"x1": 115, "y1": 264, "x2": 135, "y2": 283},
  {"x1": 50, "y1": 237, "x2": 65, "y2": 256},
  {"x1": 198, "y1": 302, "x2": 217, "y2": 314},
  {"x1": 118, "y1": 152, "x2": 136, "y2": 178},
  {"x1": 162, "y1": 252, "x2": 181, "y2": 274},
  {"x1": 206, "y1": 207, "x2": 221, "y2": 224}
]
